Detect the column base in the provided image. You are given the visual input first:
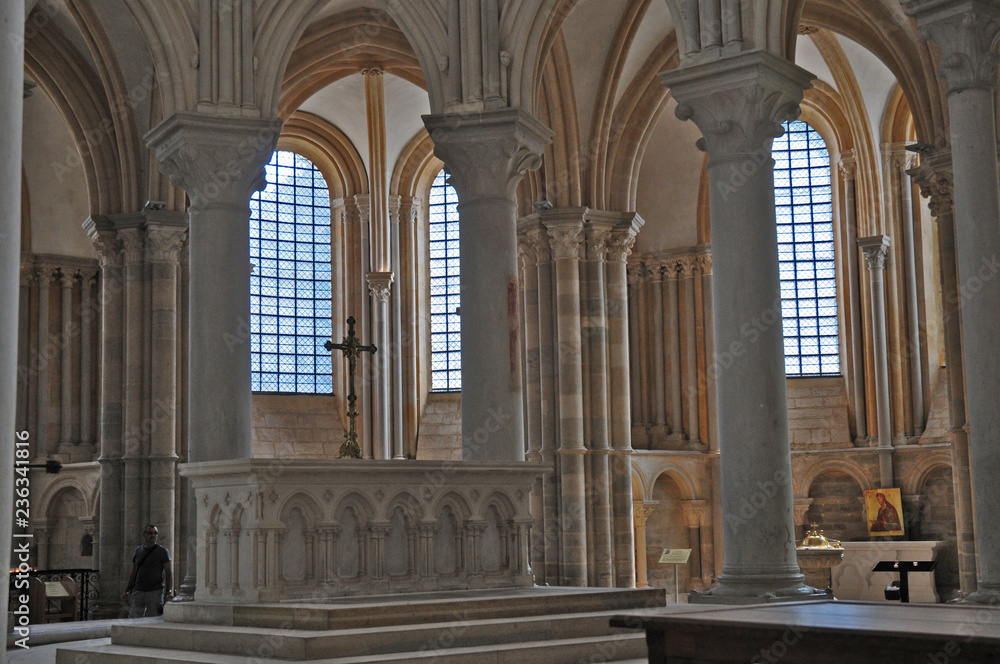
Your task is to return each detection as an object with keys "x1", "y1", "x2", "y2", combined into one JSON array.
[
  {"x1": 689, "y1": 572, "x2": 824, "y2": 605},
  {"x1": 966, "y1": 586, "x2": 1000, "y2": 605}
]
